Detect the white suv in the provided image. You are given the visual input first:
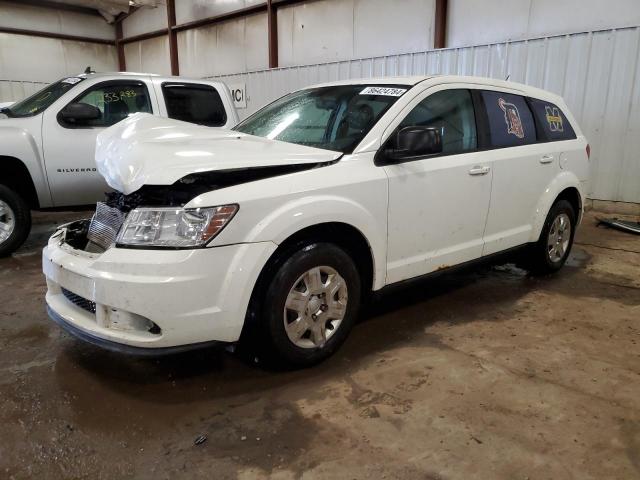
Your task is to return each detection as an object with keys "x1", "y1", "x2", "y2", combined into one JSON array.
[{"x1": 43, "y1": 76, "x2": 589, "y2": 367}]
